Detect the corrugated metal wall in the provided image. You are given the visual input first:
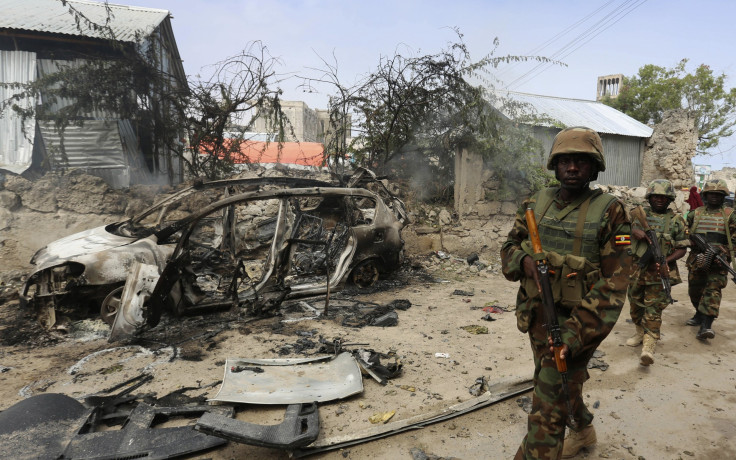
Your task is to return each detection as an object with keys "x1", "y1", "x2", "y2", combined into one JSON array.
[
  {"x1": 0, "y1": 50, "x2": 37, "y2": 174},
  {"x1": 597, "y1": 135, "x2": 643, "y2": 187},
  {"x1": 528, "y1": 126, "x2": 643, "y2": 187},
  {"x1": 37, "y1": 59, "x2": 118, "y2": 119}
]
